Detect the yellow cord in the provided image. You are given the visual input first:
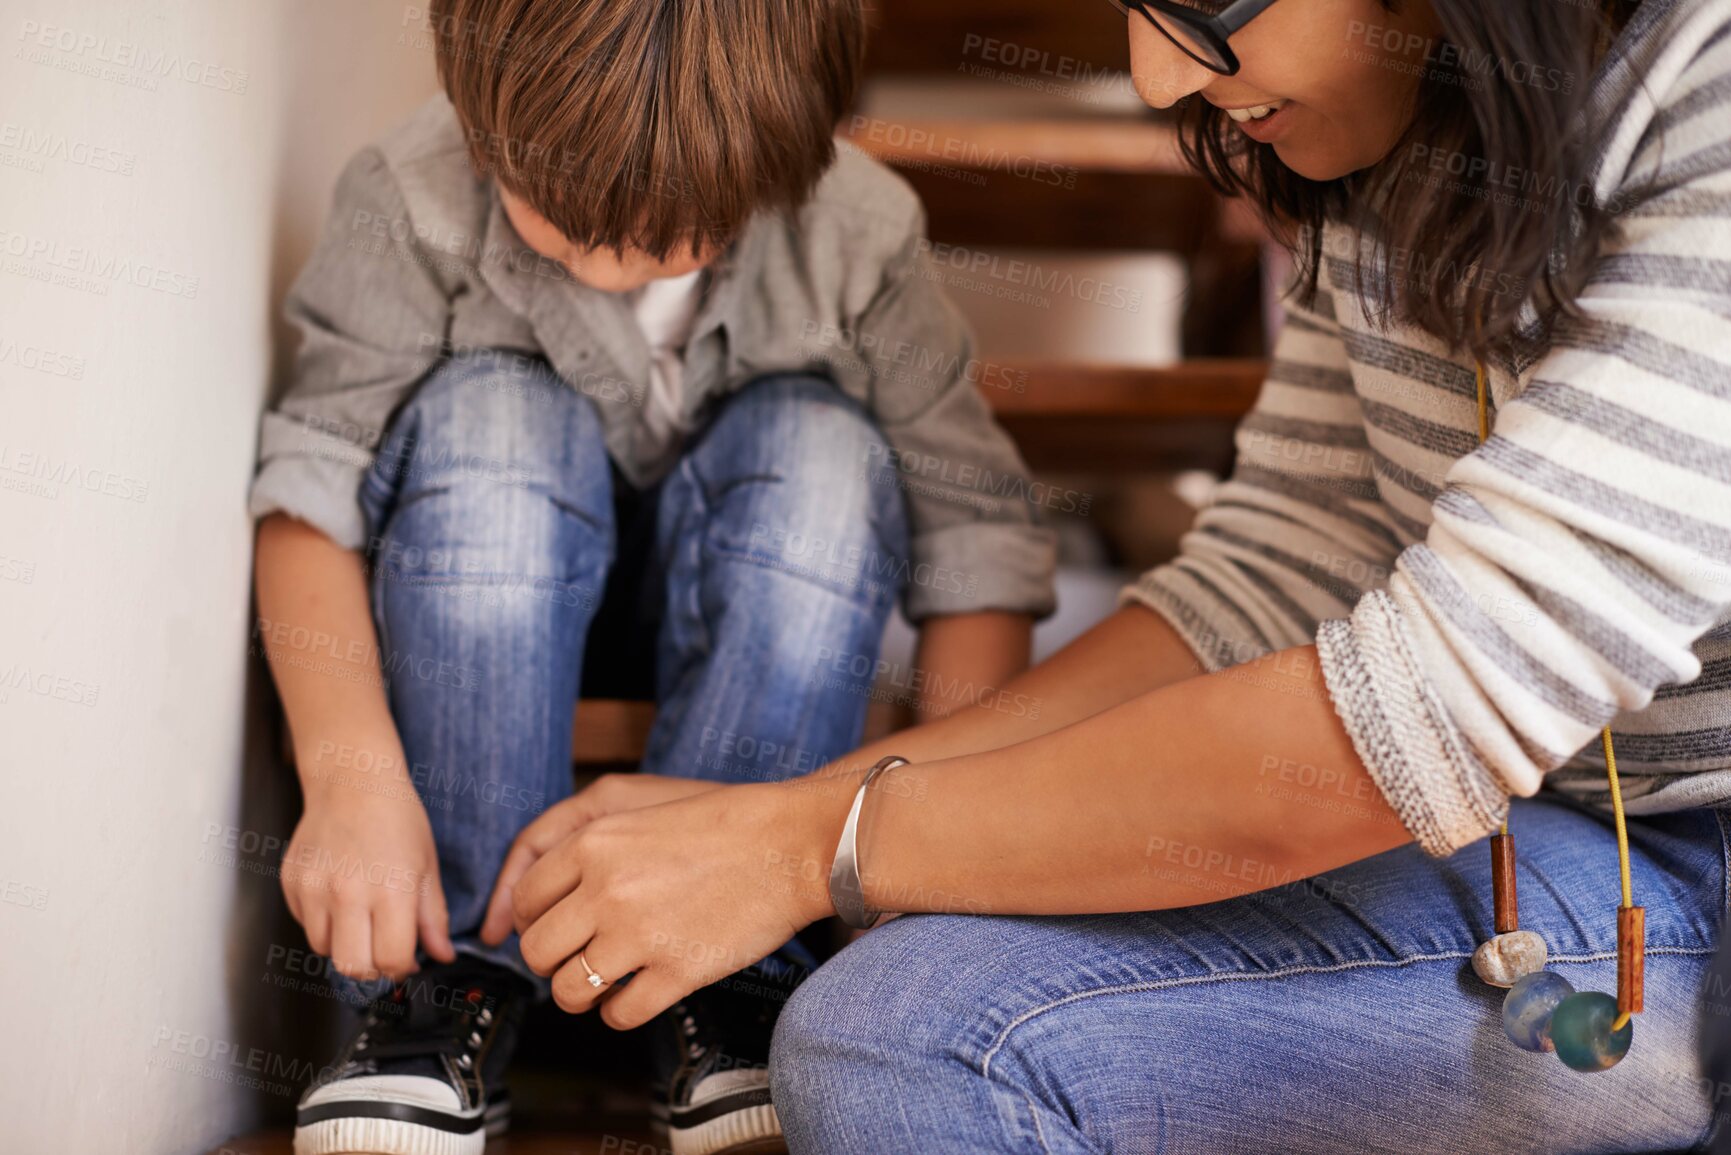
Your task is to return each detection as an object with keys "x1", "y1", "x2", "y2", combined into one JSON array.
[
  {"x1": 1475, "y1": 360, "x2": 1492, "y2": 443},
  {"x1": 1478, "y1": 364, "x2": 1503, "y2": 848},
  {"x1": 1476, "y1": 361, "x2": 1635, "y2": 1029},
  {"x1": 1602, "y1": 728, "x2": 1634, "y2": 910},
  {"x1": 1604, "y1": 726, "x2": 1635, "y2": 1032}
]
